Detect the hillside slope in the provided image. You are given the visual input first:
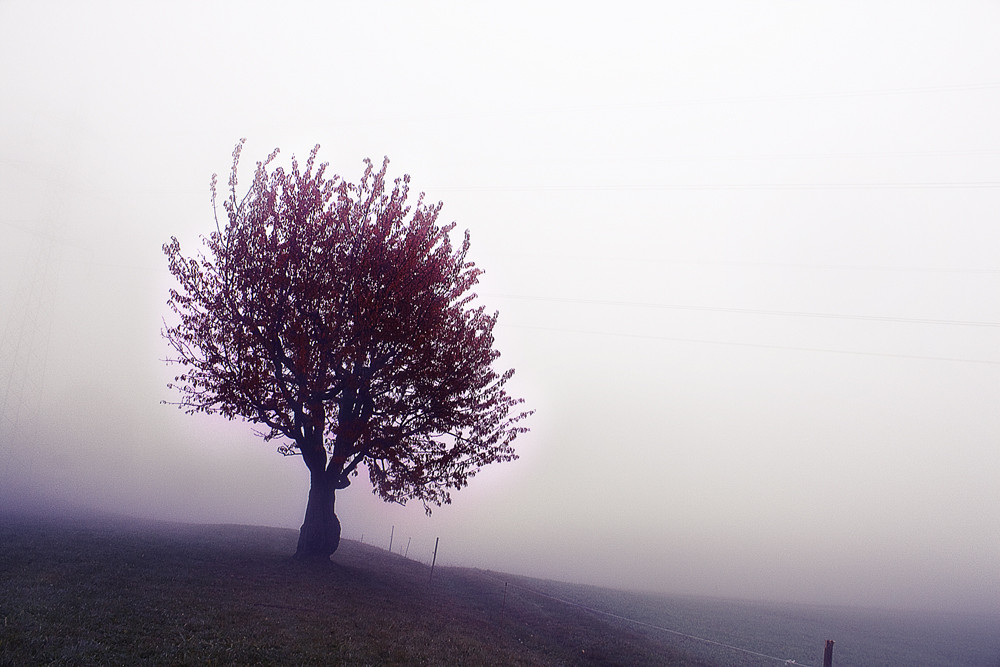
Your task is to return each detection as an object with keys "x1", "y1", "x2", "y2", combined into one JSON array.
[{"x1": 0, "y1": 513, "x2": 712, "y2": 666}]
